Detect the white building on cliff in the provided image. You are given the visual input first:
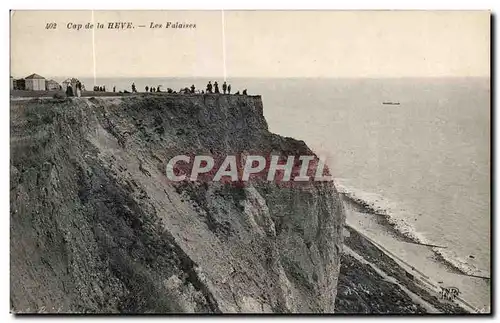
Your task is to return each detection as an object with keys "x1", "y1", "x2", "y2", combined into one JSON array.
[
  {"x1": 24, "y1": 73, "x2": 46, "y2": 91},
  {"x1": 45, "y1": 79, "x2": 61, "y2": 91}
]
